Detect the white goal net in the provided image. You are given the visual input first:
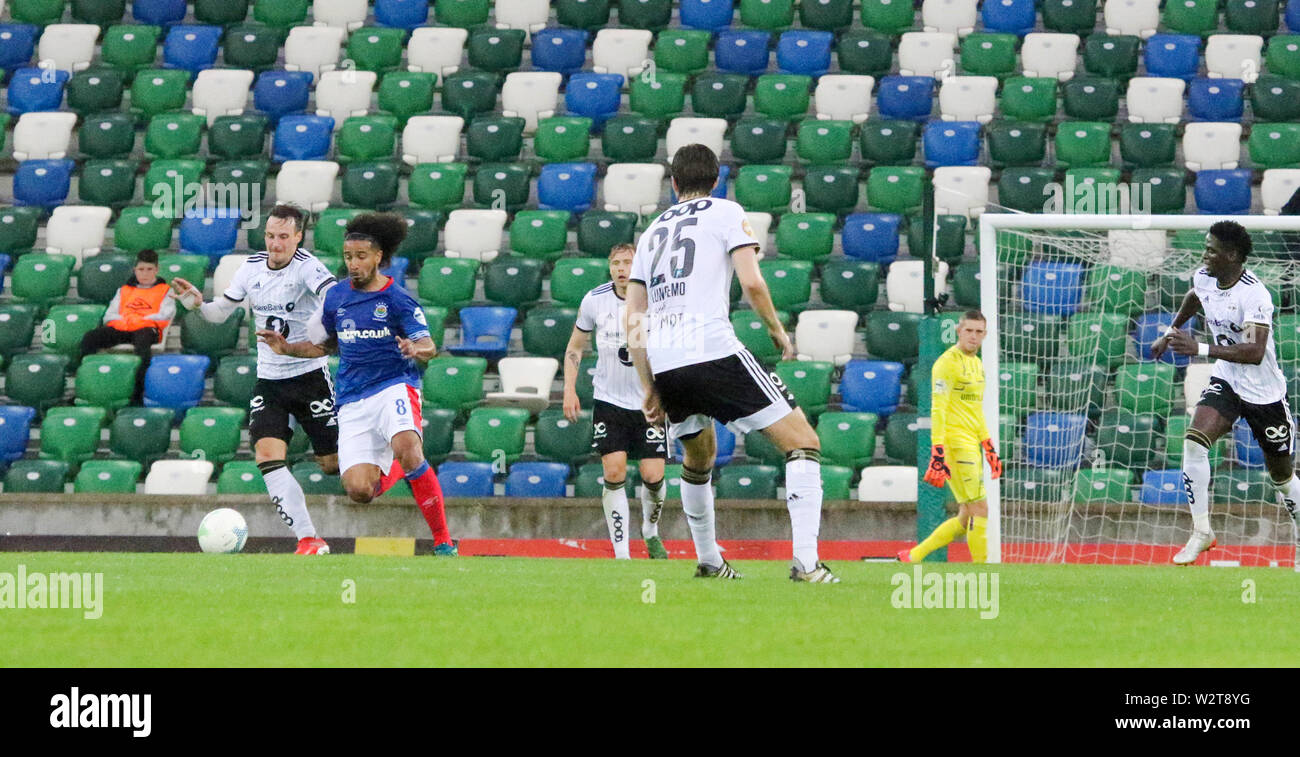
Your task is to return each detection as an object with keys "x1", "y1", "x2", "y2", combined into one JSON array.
[{"x1": 980, "y1": 214, "x2": 1300, "y2": 566}]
